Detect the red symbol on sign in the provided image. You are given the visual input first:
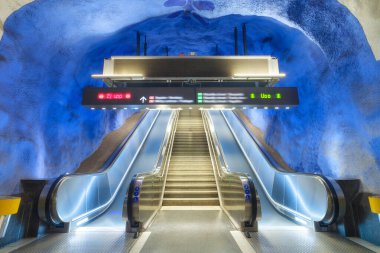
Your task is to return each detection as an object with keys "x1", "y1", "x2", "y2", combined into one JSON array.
[
  {"x1": 149, "y1": 100, "x2": 154, "y2": 104},
  {"x1": 98, "y1": 92, "x2": 131, "y2": 100},
  {"x1": 149, "y1": 96, "x2": 155, "y2": 100},
  {"x1": 98, "y1": 93, "x2": 105, "y2": 100},
  {"x1": 113, "y1": 93, "x2": 123, "y2": 99}
]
